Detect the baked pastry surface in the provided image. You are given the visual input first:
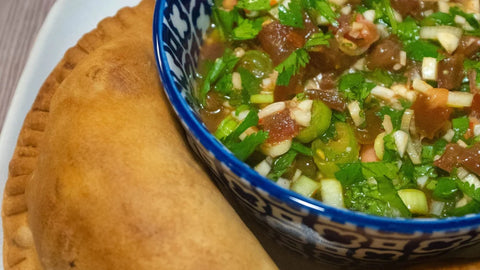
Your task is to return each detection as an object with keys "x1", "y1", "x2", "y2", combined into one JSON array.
[{"x1": 2, "y1": 1, "x2": 277, "y2": 269}]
